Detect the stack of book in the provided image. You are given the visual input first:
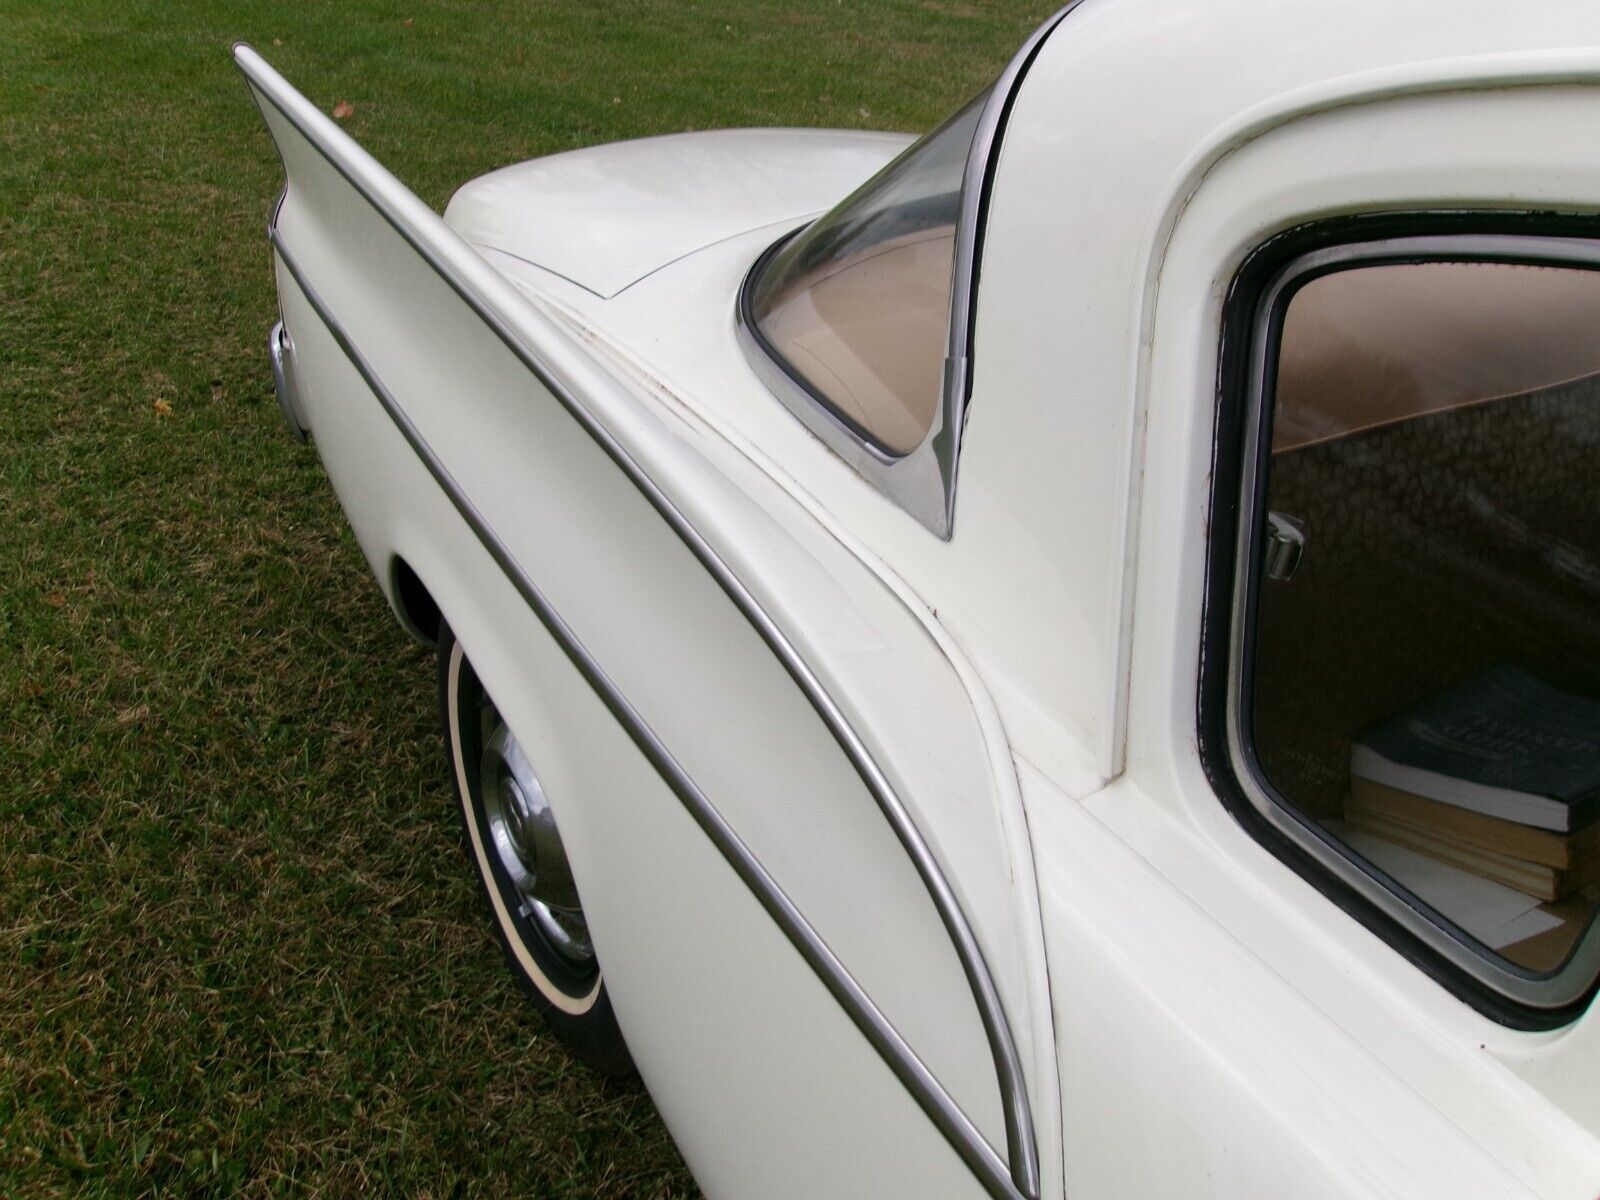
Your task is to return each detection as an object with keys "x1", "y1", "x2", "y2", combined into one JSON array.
[{"x1": 1346, "y1": 665, "x2": 1600, "y2": 903}]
